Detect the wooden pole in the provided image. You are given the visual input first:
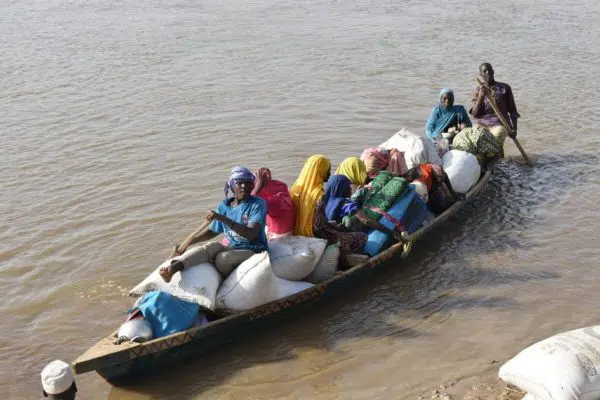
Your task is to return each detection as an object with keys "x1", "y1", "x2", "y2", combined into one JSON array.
[
  {"x1": 171, "y1": 219, "x2": 211, "y2": 257},
  {"x1": 475, "y1": 77, "x2": 533, "y2": 166}
]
